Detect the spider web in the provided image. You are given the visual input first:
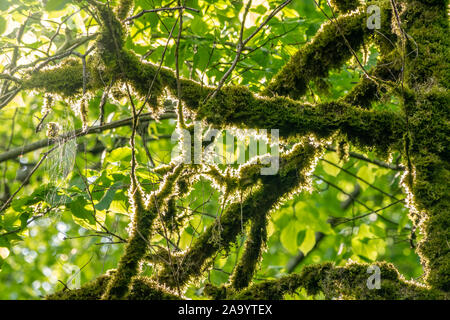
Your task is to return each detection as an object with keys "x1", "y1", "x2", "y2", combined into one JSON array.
[{"x1": 42, "y1": 108, "x2": 77, "y2": 209}]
